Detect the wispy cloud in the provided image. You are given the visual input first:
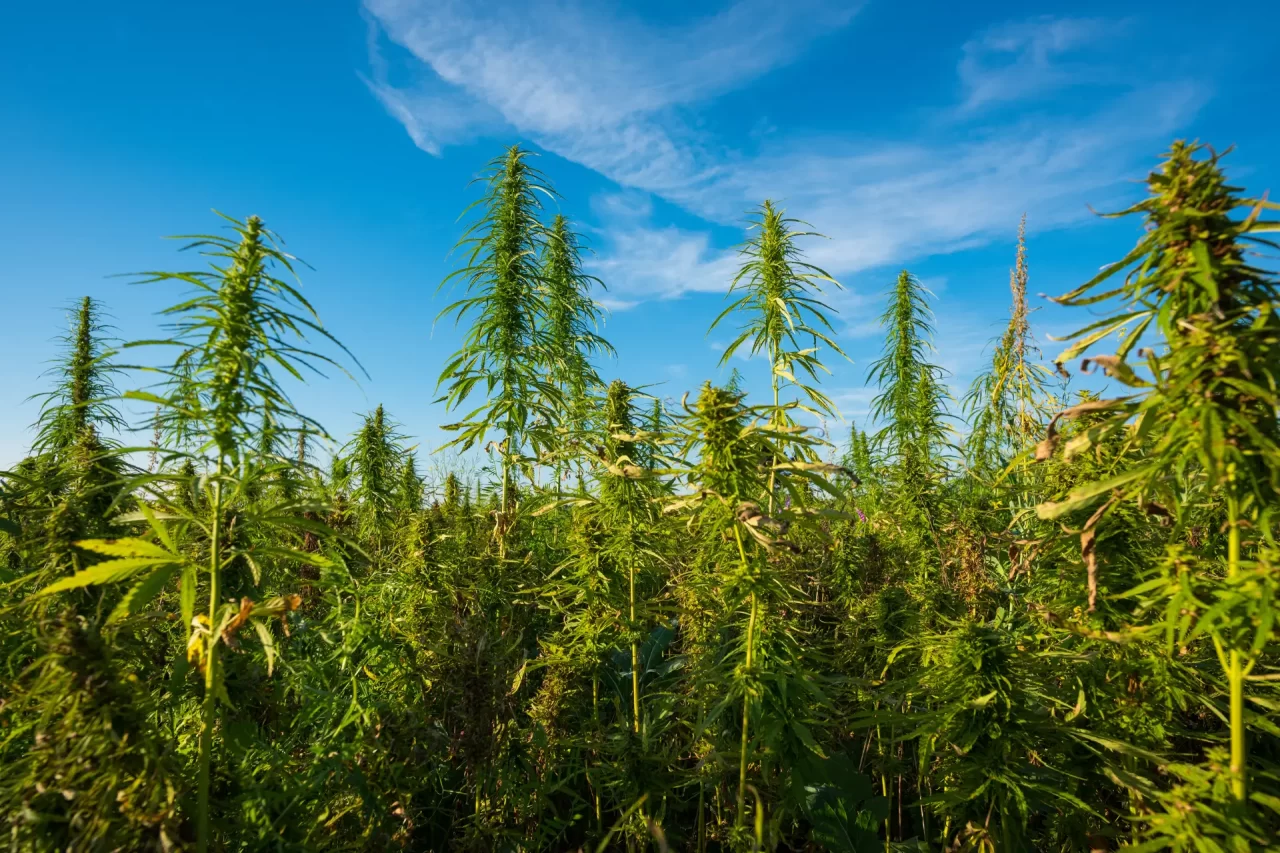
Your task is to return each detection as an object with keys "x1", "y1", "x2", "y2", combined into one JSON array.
[
  {"x1": 587, "y1": 222, "x2": 739, "y2": 307},
  {"x1": 690, "y1": 81, "x2": 1204, "y2": 270},
  {"x1": 363, "y1": 81, "x2": 498, "y2": 156},
  {"x1": 589, "y1": 190, "x2": 654, "y2": 224},
  {"x1": 363, "y1": 0, "x2": 857, "y2": 183},
  {"x1": 363, "y1": 3, "x2": 1206, "y2": 308},
  {"x1": 957, "y1": 16, "x2": 1122, "y2": 111},
  {"x1": 708, "y1": 339, "x2": 772, "y2": 364},
  {"x1": 827, "y1": 386, "x2": 878, "y2": 424}
]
